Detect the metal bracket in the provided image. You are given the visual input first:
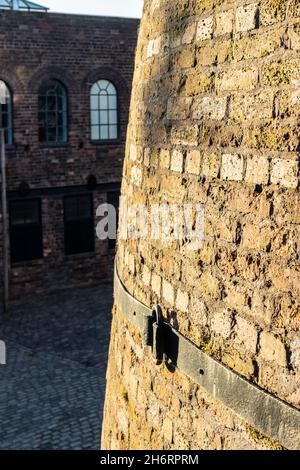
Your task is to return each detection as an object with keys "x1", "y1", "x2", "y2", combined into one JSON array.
[
  {"x1": 151, "y1": 305, "x2": 164, "y2": 365},
  {"x1": 114, "y1": 262, "x2": 300, "y2": 450}
]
